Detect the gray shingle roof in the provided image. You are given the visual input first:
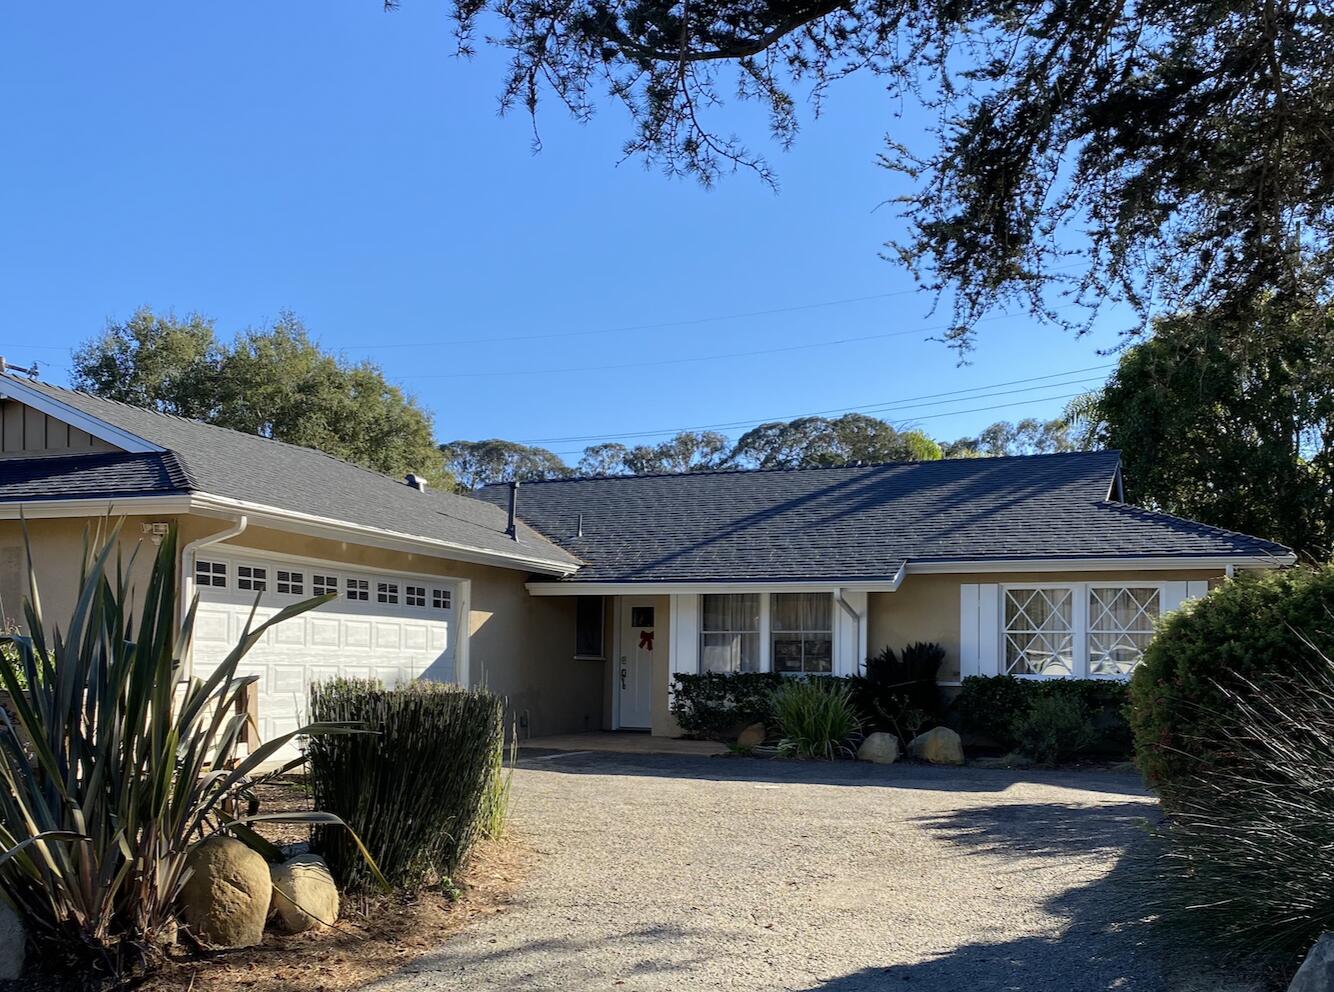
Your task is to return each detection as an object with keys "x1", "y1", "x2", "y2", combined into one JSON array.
[
  {"x1": 0, "y1": 375, "x2": 580, "y2": 573},
  {"x1": 475, "y1": 452, "x2": 1292, "y2": 583},
  {"x1": 0, "y1": 451, "x2": 191, "y2": 502}
]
